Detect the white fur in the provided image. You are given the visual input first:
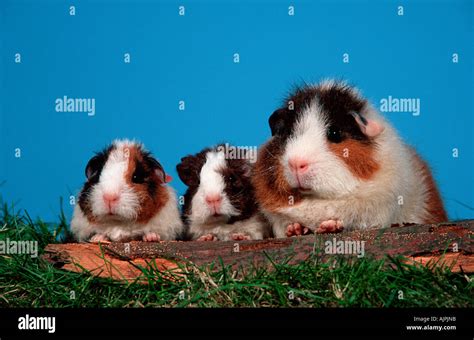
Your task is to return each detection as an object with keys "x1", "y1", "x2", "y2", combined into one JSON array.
[
  {"x1": 283, "y1": 104, "x2": 361, "y2": 198},
  {"x1": 189, "y1": 214, "x2": 269, "y2": 241},
  {"x1": 188, "y1": 151, "x2": 239, "y2": 225},
  {"x1": 71, "y1": 186, "x2": 183, "y2": 242},
  {"x1": 71, "y1": 140, "x2": 183, "y2": 242},
  {"x1": 187, "y1": 150, "x2": 269, "y2": 240},
  {"x1": 262, "y1": 84, "x2": 435, "y2": 238},
  {"x1": 88, "y1": 143, "x2": 140, "y2": 221}
]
